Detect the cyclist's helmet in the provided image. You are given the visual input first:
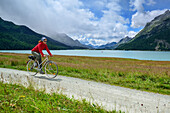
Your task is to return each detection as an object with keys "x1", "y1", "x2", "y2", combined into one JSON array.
[{"x1": 41, "y1": 37, "x2": 47, "y2": 41}]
